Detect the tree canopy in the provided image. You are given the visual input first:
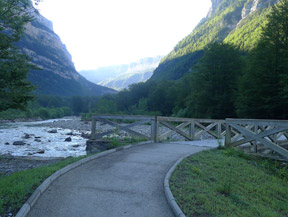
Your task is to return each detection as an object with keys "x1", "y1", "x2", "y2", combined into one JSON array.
[
  {"x1": 237, "y1": 0, "x2": 288, "y2": 119},
  {"x1": 0, "y1": 0, "x2": 36, "y2": 112}
]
